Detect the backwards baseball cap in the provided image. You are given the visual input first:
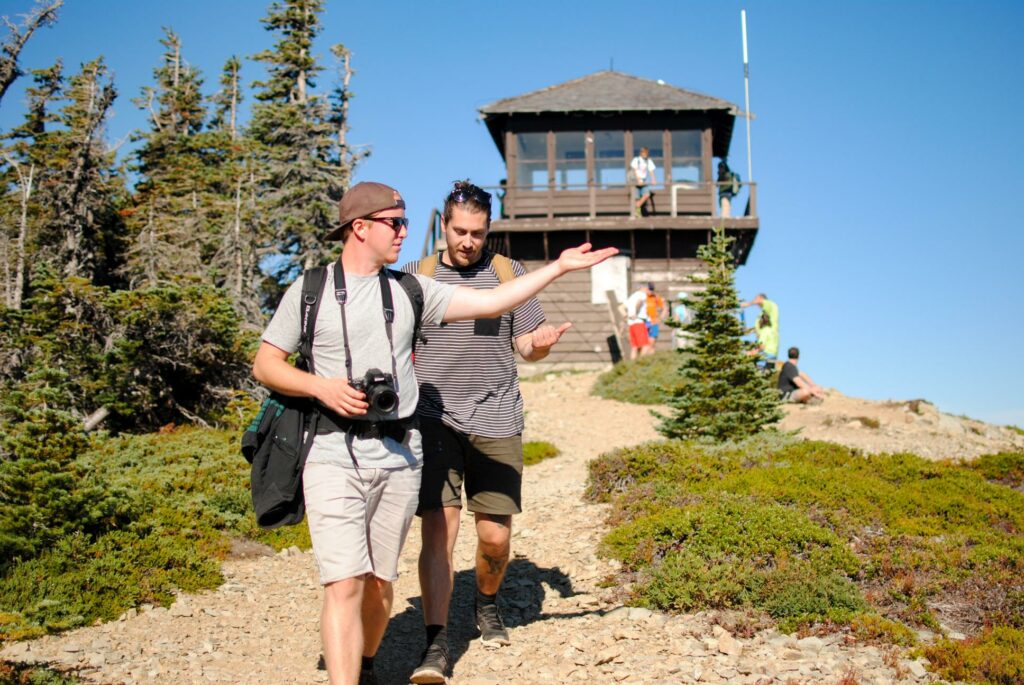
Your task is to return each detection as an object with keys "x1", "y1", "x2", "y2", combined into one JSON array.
[{"x1": 326, "y1": 181, "x2": 406, "y2": 241}]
